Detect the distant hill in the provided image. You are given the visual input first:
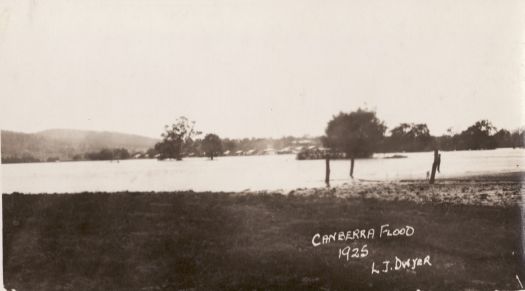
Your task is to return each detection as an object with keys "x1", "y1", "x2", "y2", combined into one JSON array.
[{"x1": 1, "y1": 129, "x2": 159, "y2": 161}]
